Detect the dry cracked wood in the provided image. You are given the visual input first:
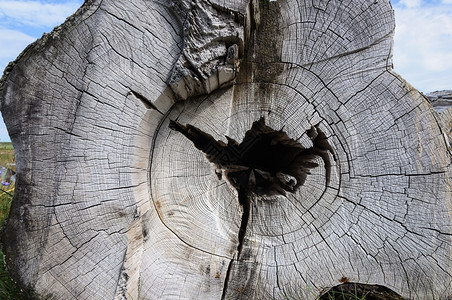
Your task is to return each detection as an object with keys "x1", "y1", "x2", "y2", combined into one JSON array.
[{"x1": 1, "y1": 0, "x2": 451, "y2": 299}]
